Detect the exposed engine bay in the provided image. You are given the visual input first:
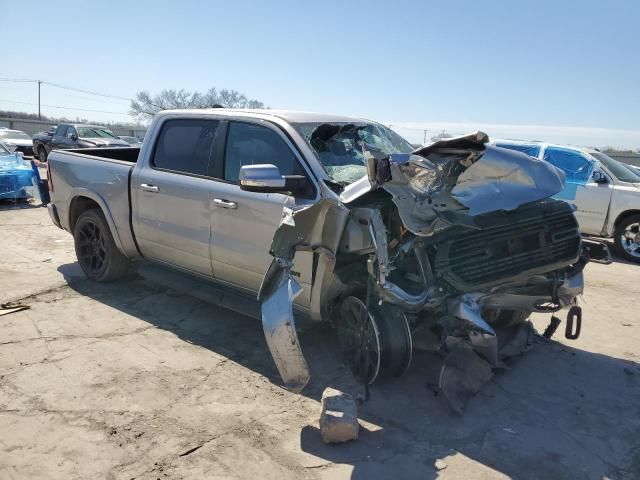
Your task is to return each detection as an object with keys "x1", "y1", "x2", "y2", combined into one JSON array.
[{"x1": 258, "y1": 130, "x2": 598, "y2": 413}]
